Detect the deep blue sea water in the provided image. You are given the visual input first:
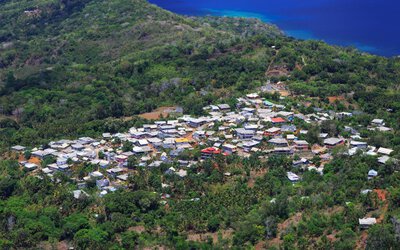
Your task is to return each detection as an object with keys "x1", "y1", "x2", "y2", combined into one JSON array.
[{"x1": 148, "y1": 0, "x2": 400, "y2": 57}]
